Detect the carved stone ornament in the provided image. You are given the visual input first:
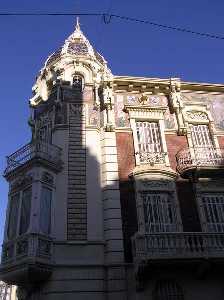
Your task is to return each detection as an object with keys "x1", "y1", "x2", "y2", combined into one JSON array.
[
  {"x1": 185, "y1": 111, "x2": 208, "y2": 122},
  {"x1": 70, "y1": 104, "x2": 85, "y2": 118},
  {"x1": 139, "y1": 152, "x2": 166, "y2": 165},
  {"x1": 41, "y1": 172, "x2": 54, "y2": 185},
  {"x1": 138, "y1": 95, "x2": 148, "y2": 105},
  {"x1": 10, "y1": 173, "x2": 33, "y2": 191}
]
